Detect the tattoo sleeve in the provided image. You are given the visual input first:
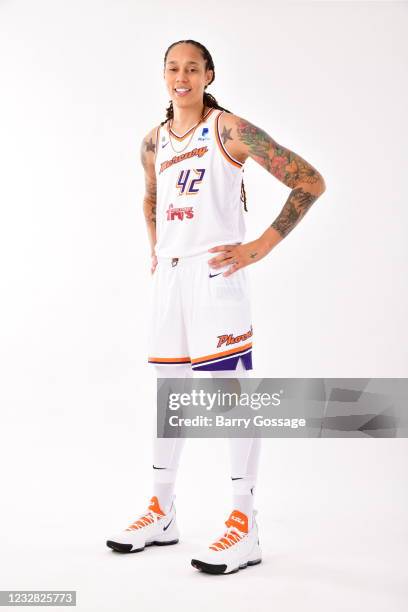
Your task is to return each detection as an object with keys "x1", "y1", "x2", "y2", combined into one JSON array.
[
  {"x1": 271, "y1": 186, "x2": 318, "y2": 238},
  {"x1": 141, "y1": 136, "x2": 157, "y2": 227},
  {"x1": 235, "y1": 117, "x2": 326, "y2": 238}
]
